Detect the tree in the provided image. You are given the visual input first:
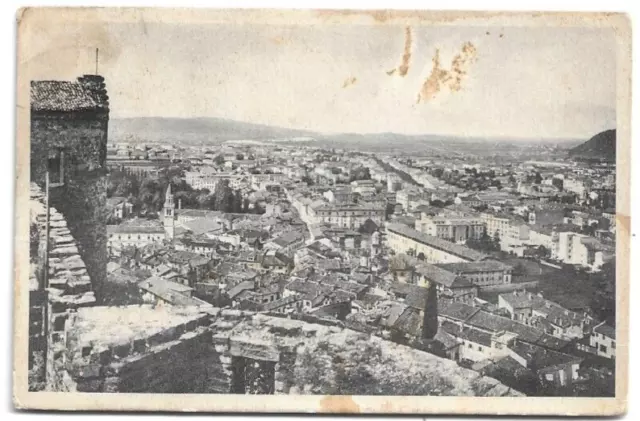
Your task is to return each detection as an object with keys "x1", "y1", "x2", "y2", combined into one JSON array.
[
  {"x1": 301, "y1": 175, "x2": 315, "y2": 186},
  {"x1": 422, "y1": 281, "x2": 438, "y2": 340},
  {"x1": 214, "y1": 179, "x2": 233, "y2": 213},
  {"x1": 214, "y1": 155, "x2": 225, "y2": 166},
  {"x1": 242, "y1": 198, "x2": 250, "y2": 213},
  {"x1": 417, "y1": 252, "x2": 425, "y2": 261},
  {"x1": 232, "y1": 190, "x2": 243, "y2": 213},
  {"x1": 534, "y1": 172, "x2": 543, "y2": 184},
  {"x1": 101, "y1": 279, "x2": 145, "y2": 306},
  {"x1": 493, "y1": 231, "x2": 501, "y2": 250}
]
